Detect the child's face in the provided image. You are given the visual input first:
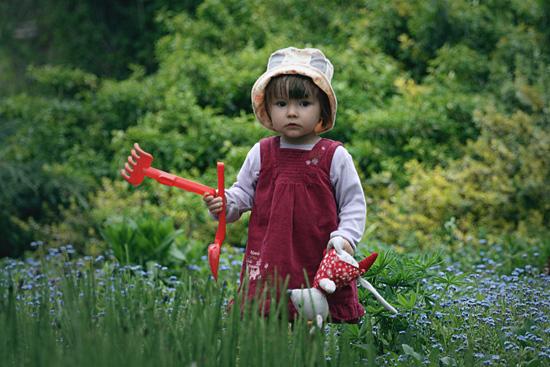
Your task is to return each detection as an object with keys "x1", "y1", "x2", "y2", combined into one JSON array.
[{"x1": 268, "y1": 96, "x2": 323, "y2": 144}]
